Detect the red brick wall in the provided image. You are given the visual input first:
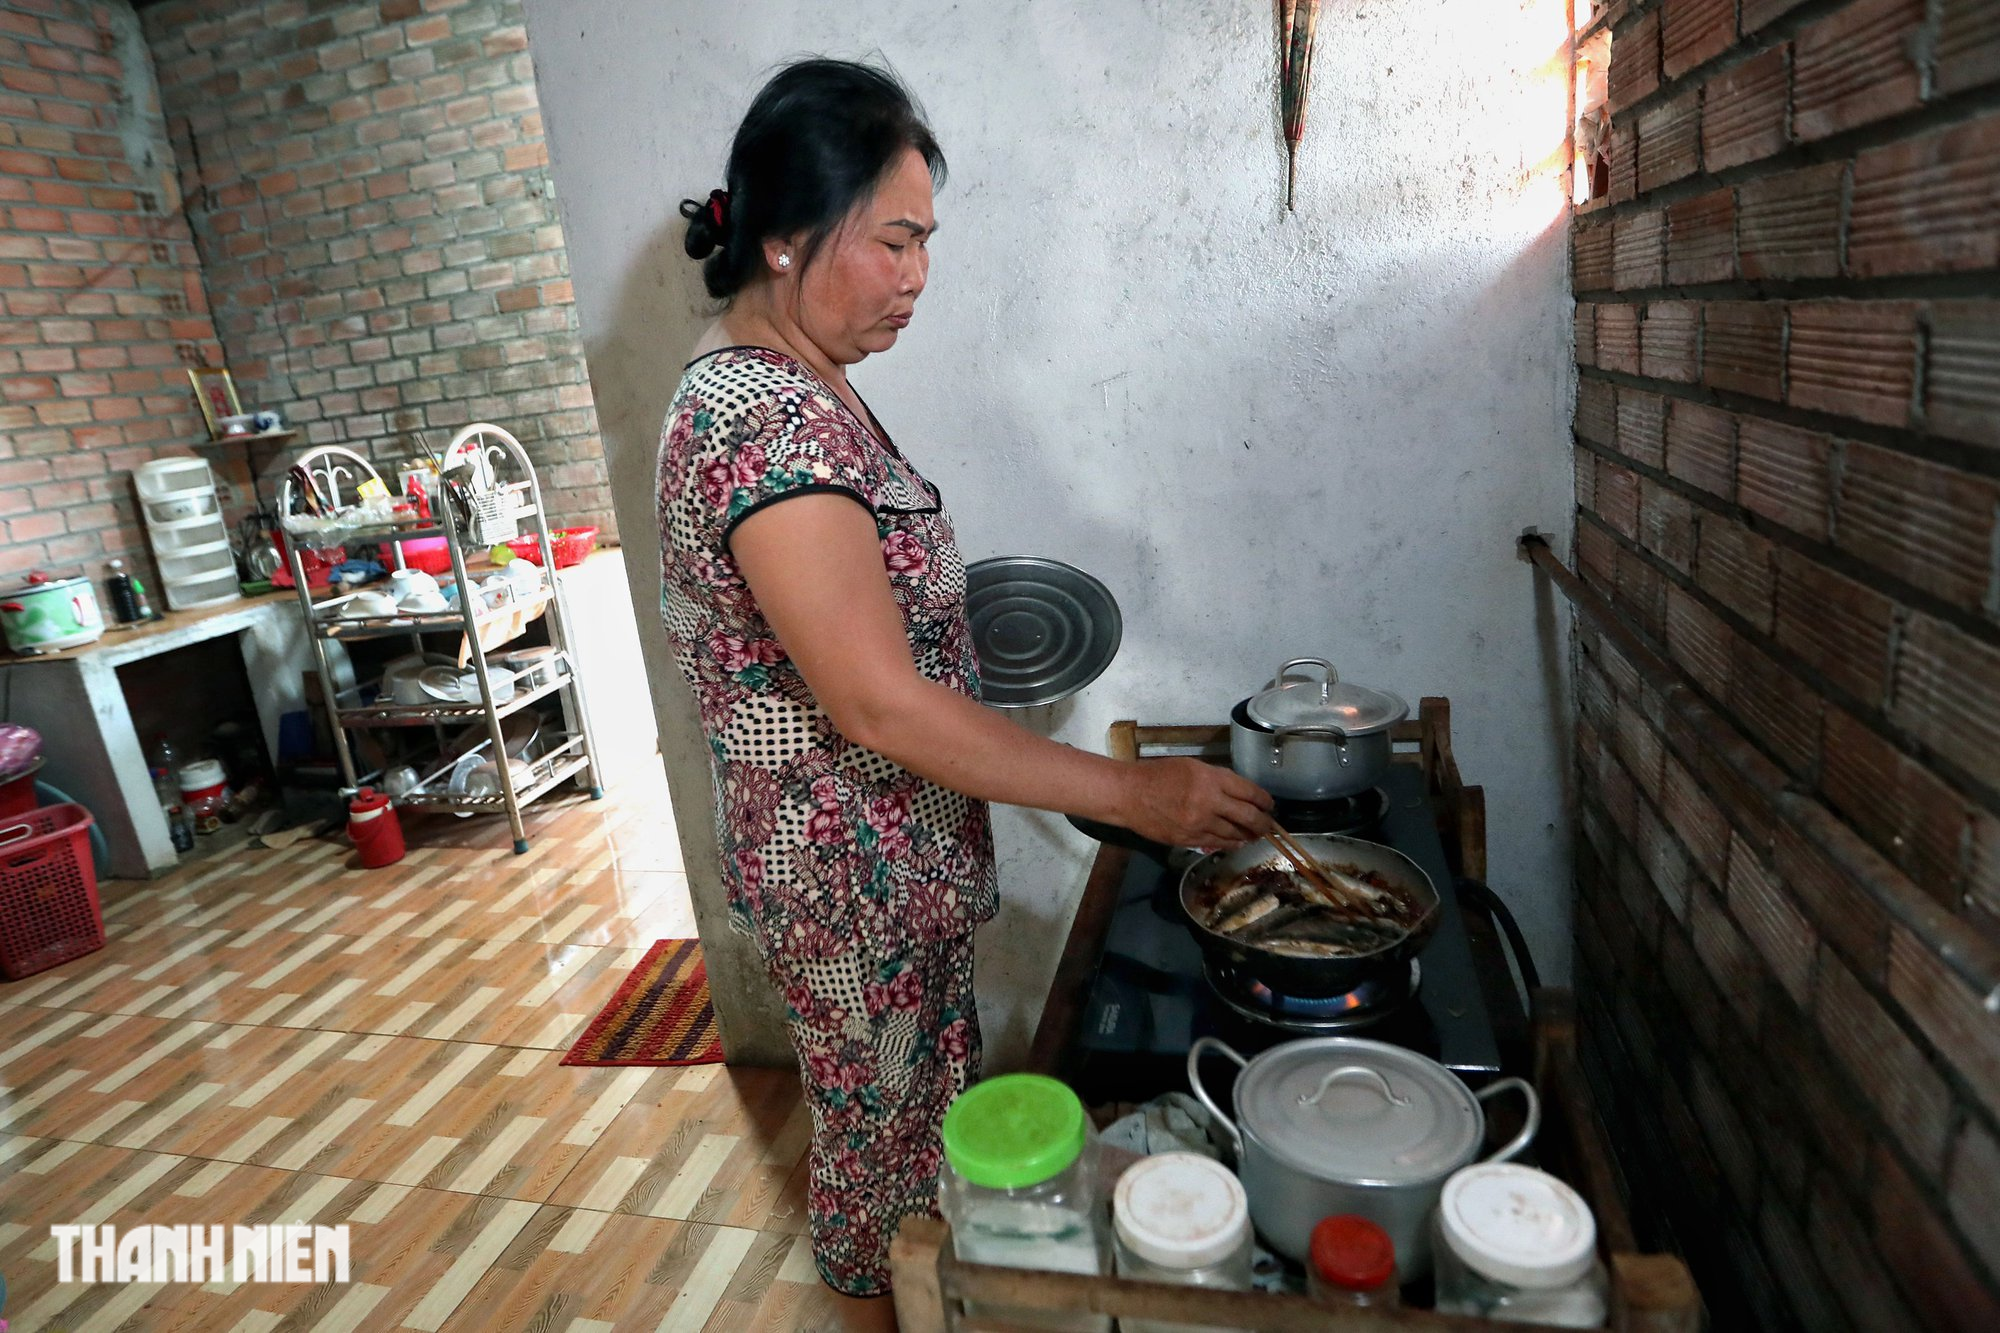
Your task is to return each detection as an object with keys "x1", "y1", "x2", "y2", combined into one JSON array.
[
  {"x1": 0, "y1": 0, "x2": 225, "y2": 584},
  {"x1": 1571, "y1": 0, "x2": 2000, "y2": 1328},
  {"x1": 138, "y1": 0, "x2": 613, "y2": 537}
]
